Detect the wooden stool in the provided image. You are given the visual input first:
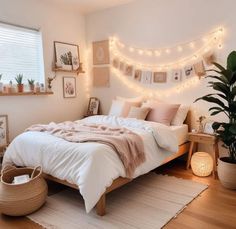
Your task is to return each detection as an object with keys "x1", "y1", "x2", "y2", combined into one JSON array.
[{"x1": 186, "y1": 133, "x2": 219, "y2": 179}]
